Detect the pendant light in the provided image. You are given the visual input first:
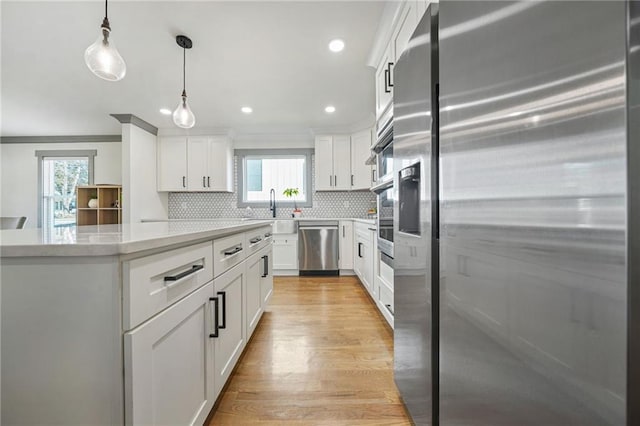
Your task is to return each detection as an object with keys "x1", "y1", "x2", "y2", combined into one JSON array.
[
  {"x1": 173, "y1": 35, "x2": 196, "y2": 129},
  {"x1": 84, "y1": 0, "x2": 126, "y2": 81}
]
